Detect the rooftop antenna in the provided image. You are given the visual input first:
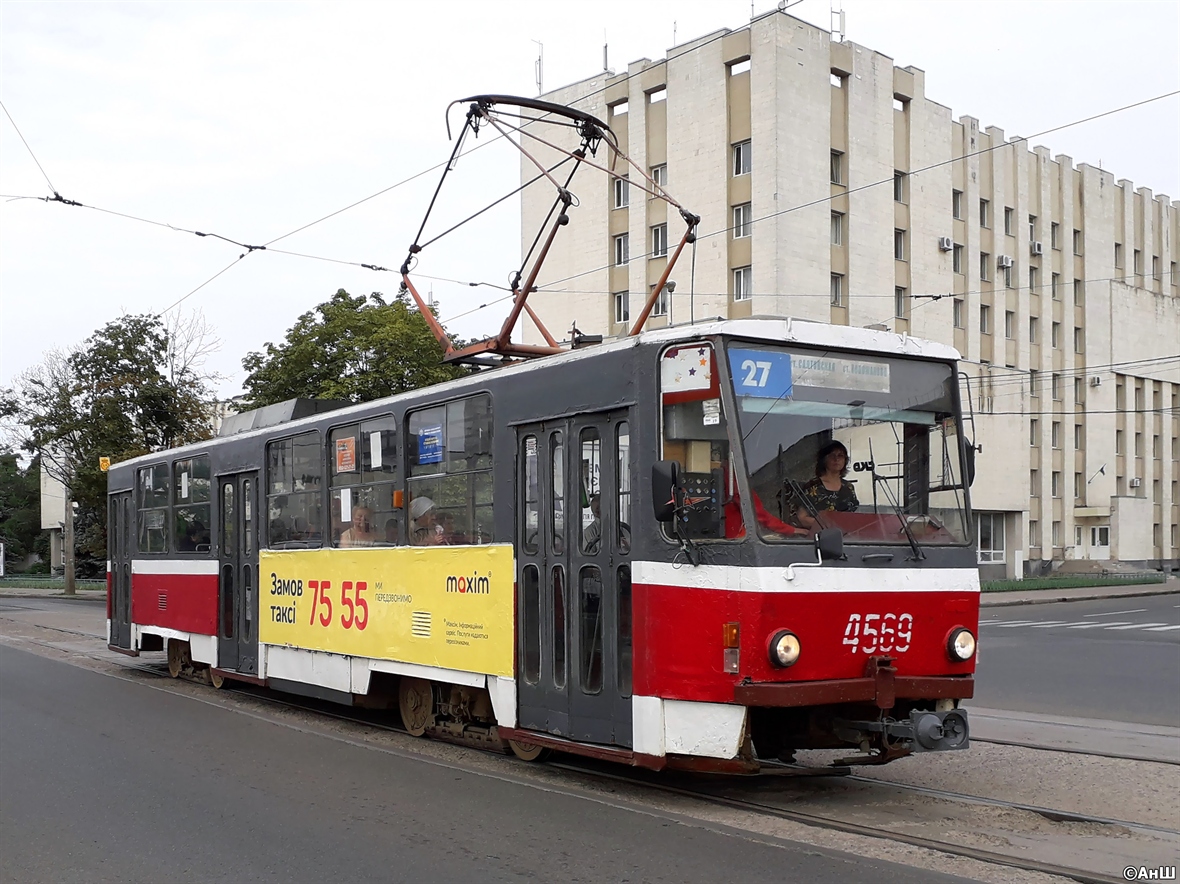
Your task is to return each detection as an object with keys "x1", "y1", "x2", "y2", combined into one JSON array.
[
  {"x1": 603, "y1": 31, "x2": 609, "y2": 73},
  {"x1": 830, "y1": 0, "x2": 846, "y2": 42},
  {"x1": 672, "y1": 20, "x2": 677, "y2": 46},
  {"x1": 533, "y1": 40, "x2": 543, "y2": 96}
]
